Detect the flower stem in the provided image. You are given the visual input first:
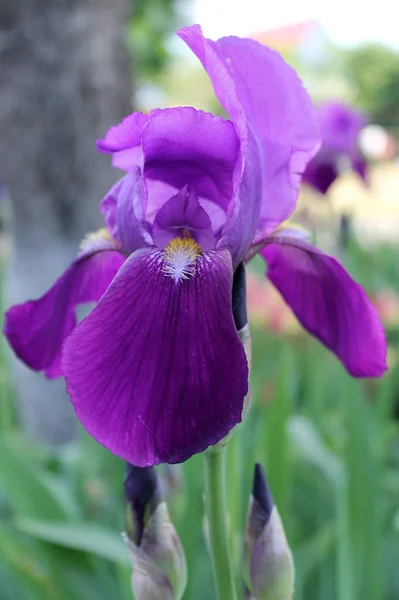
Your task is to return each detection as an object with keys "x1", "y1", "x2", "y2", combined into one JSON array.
[
  {"x1": 227, "y1": 430, "x2": 243, "y2": 591},
  {"x1": 204, "y1": 446, "x2": 238, "y2": 600}
]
